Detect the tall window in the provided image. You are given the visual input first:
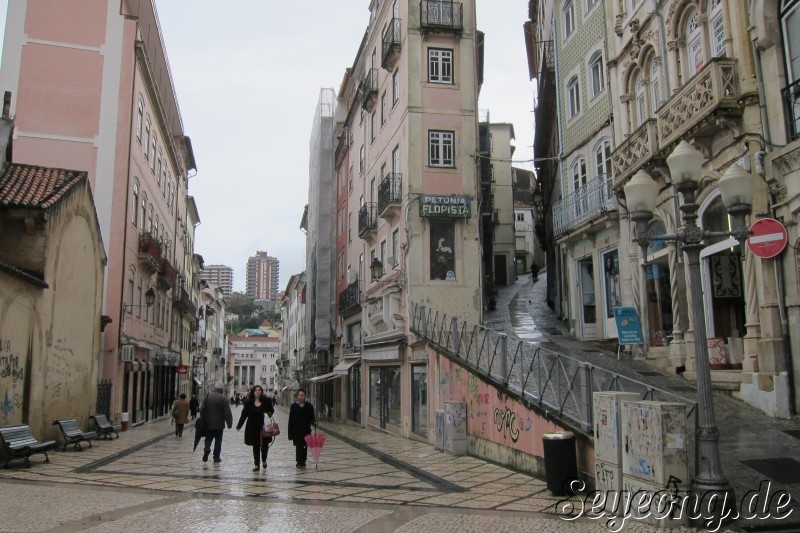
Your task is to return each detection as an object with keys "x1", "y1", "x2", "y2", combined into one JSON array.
[
  {"x1": 359, "y1": 145, "x2": 365, "y2": 172},
  {"x1": 132, "y1": 183, "x2": 139, "y2": 225},
  {"x1": 151, "y1": 134, "x2": 157, "y2": 172},
  {"x1": 140, "y1": 194, "x2": 147, "y2": 229},
  {"x1": 428, "y1": 130, "x2": 454, "y2": 167},
  {"x1": 147, "y1": 205, "x2": 153, "y2": 233},
  {"x1": 380, "y1": 240, "x2": 387, "y2": 267},
  {"x1": 136, "y1": 98, "x2": 143, "y2": 142},
  {"x1": 128, "y1": 268, "x2": 135, "y2": 311},
  {"x1": 392, "y1": 69, "x2": 400, "y2": 104},
  {"x1": 685, "y1": 8, "x2": 705, "y2": 77},
  {"x1": 635, "y1": 72, "x2": 647, "y2": 127},
  {"x1": 428, "y1": 48, "x2": 453, "y2": 83},
  {"x1": 156, "y1": 149, "x2": 162, "y2": 186},
  {"x1": 563, "y1": 0, "x2": 575, "y2": 38},
  {"x1": 137, "y1": 276, "x2": 143, "y2": 318},
  {"x1": 783, "y1": 0, "x2": 800, "y2": 82},
  {"x1": 710, "y1": 0, "x2": 726, "y2": 58},
  {"x1": 567, "y1": 76, "x2": 580, "y2": 118},
  {"x1": 430, "y1": 221, "x2": 456, "y2": 280},
  {"x1": 370, "y1": 111, "x2": 376, "y2": 142},
  {"x1": 586, "y1": 0, "x2": 599, "y2": 11},
  {"x1": 392, "y1": 229, "x2": 399, "y2": 266},
  {"x1": 594, "y1": 140, "x2": 613, "y2": 178},
  {"x1": 650, "y1": 61, "x2": 660, "y2": 112},
  {"x1": 589, "y1": 51, "x2": 605, "y2": 98},
  {"x1": 144, "y1": 117, "x2": 151, "y2": 160},
  {"x1": 571, "y1": 157, "x2": 587, "y2": 192},
  {"x1": 381, "y1": 92, "x2": 387, "y2": 124}
]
